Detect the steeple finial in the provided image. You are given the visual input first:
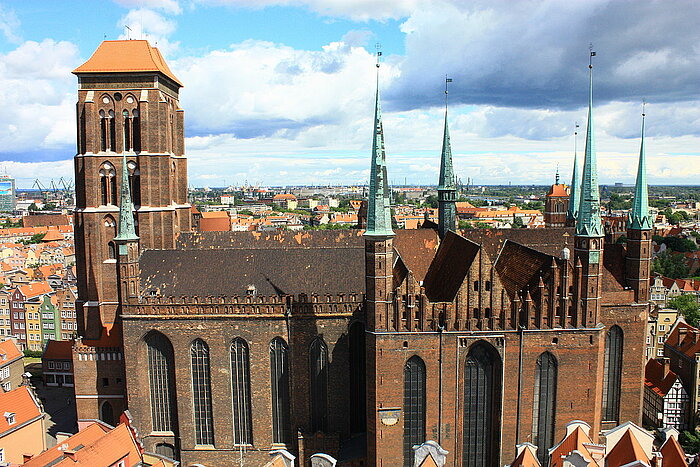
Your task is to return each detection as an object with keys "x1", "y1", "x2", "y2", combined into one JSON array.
[
  {"x1": 438, "y1": 75, "x2": 457, "y2": 237},
  {"x1": 364, "y1": 47, "x2": 394, "y2": 237},
  {"x1": 555, "y1": 163, "x2": 560, "y2": 185},
  {"x1": 575, "y1": 47, "x2": 603, "y2": 237},
  {"x1": 628, "y1": 102, "x2": 652, "y2": 230},
  {"x1": 566, "y1": 122, "x2": 581, "y2": 224},
  {"x1": 114, "y1": 153, "x2": 138, "y2": 242}
]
